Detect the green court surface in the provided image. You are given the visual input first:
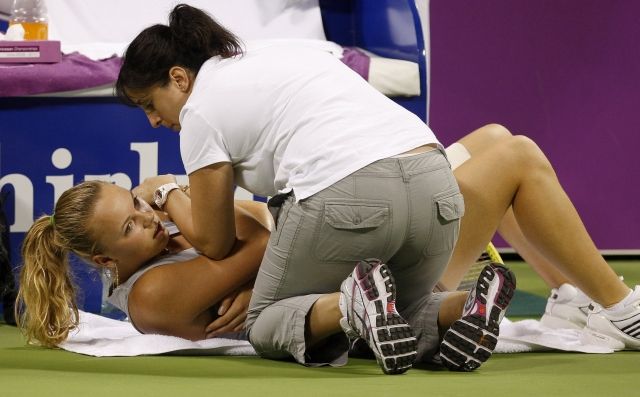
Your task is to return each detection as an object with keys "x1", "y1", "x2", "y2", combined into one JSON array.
[{"x1": 1, "y1": 260, "x2": 638, "y2": 397}]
